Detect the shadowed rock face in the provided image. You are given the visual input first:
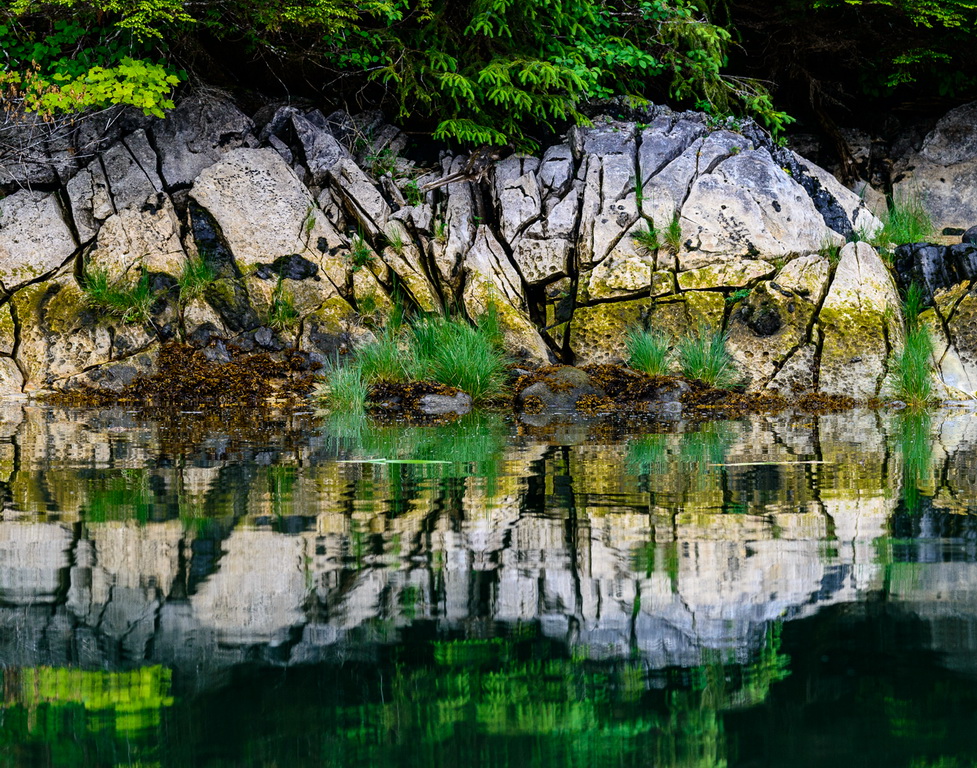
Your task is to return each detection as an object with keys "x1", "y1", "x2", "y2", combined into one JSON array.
[
  {"x1": 4, "y1": 92, "x2": 939, "y2": 399},
  {"x1": 0, "y1": 405, "x2": 972, "y2": 686}
]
